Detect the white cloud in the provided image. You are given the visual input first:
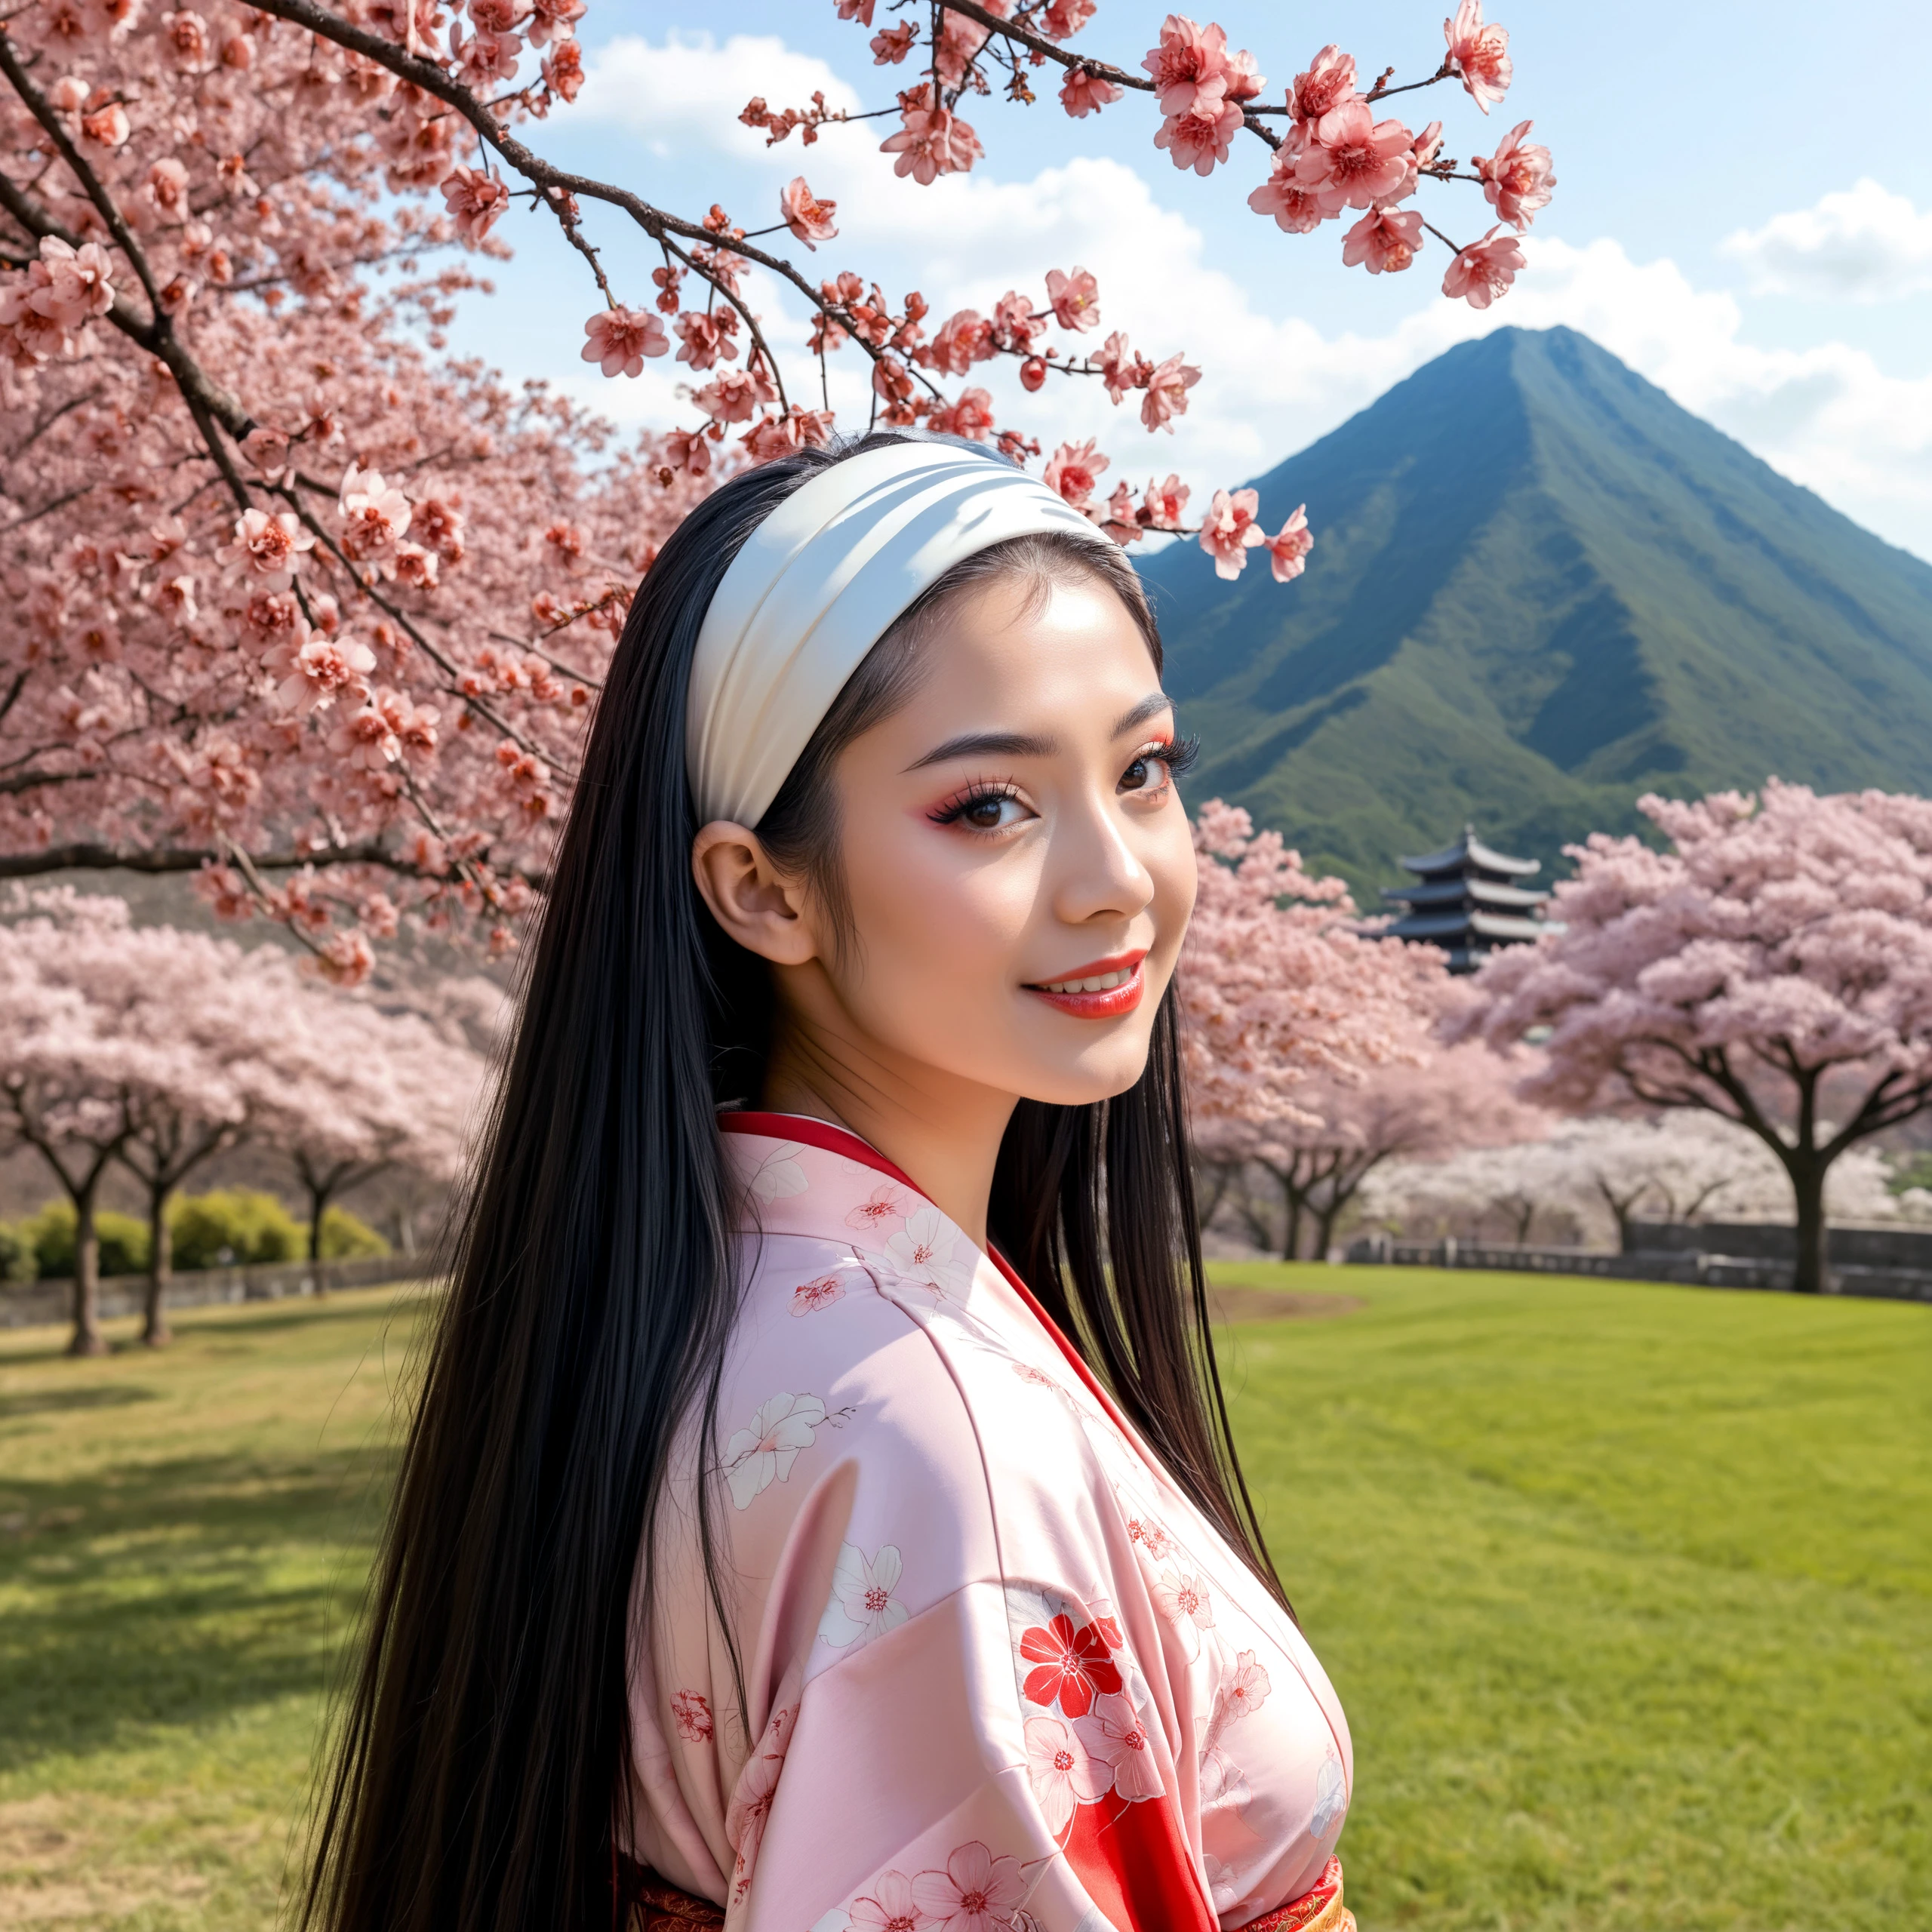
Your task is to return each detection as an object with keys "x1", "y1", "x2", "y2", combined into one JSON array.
[
  {"x1": 571, "y1": 32, "x2": 860, "y2": 160},
  {"x1": 541, "y1": 35, "x2": 1932, "y2": 562},
  {"x1": 1718, "y1": 179, "x2": 1932, "y2": 301}
]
